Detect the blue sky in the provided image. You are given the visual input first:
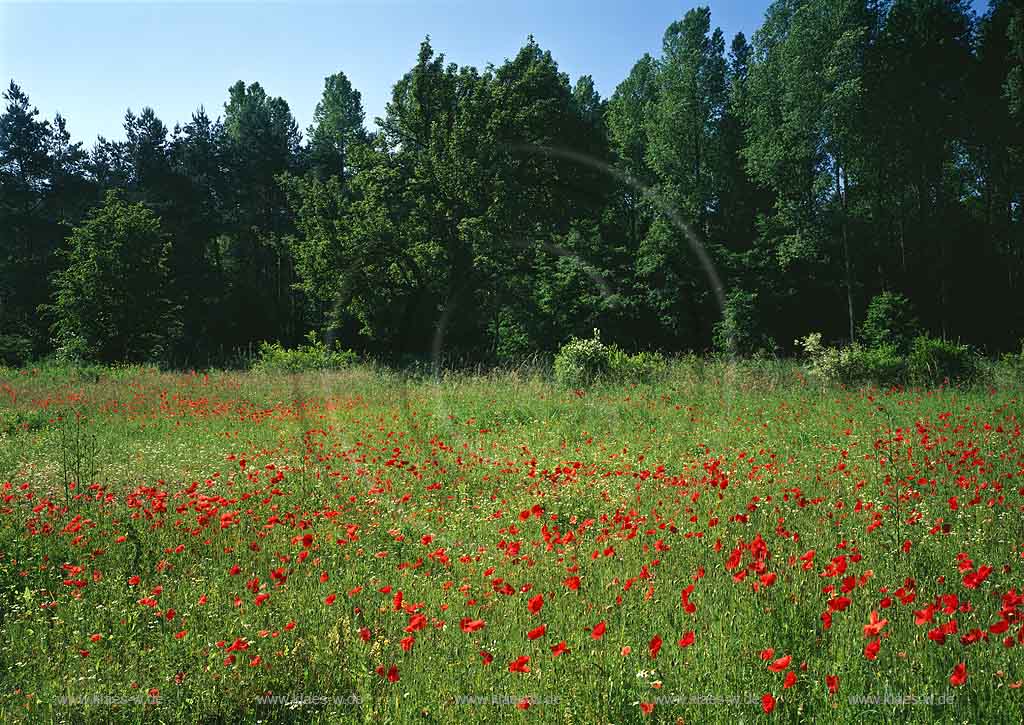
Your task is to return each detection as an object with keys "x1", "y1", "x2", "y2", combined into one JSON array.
[{"x1": 1, "y1": 0, "x2": 991, "y2": 146}]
